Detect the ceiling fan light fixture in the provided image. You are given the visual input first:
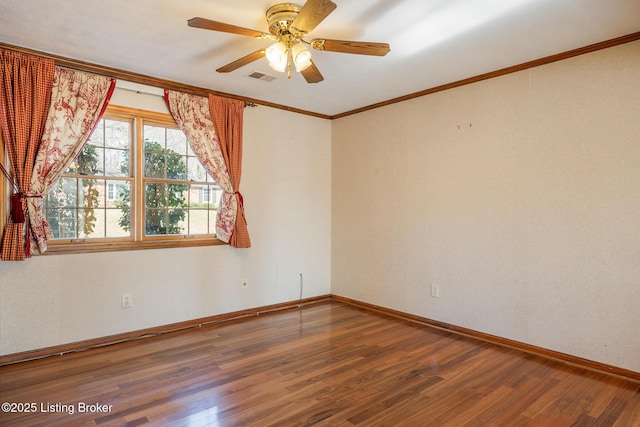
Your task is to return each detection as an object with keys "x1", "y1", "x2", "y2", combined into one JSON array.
[
  {"x1": 292, "y1": 42, "x2": 312, "y2": 72},
  {"x1": 266, "y1": 41, "x2": 287, "y2": 72},
  {"x1": 268, "y1": 60, "x2": 287, "y2": 73},
  {"x1": 189, "y1": 0, "x2": 388, "y2": 84}
]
